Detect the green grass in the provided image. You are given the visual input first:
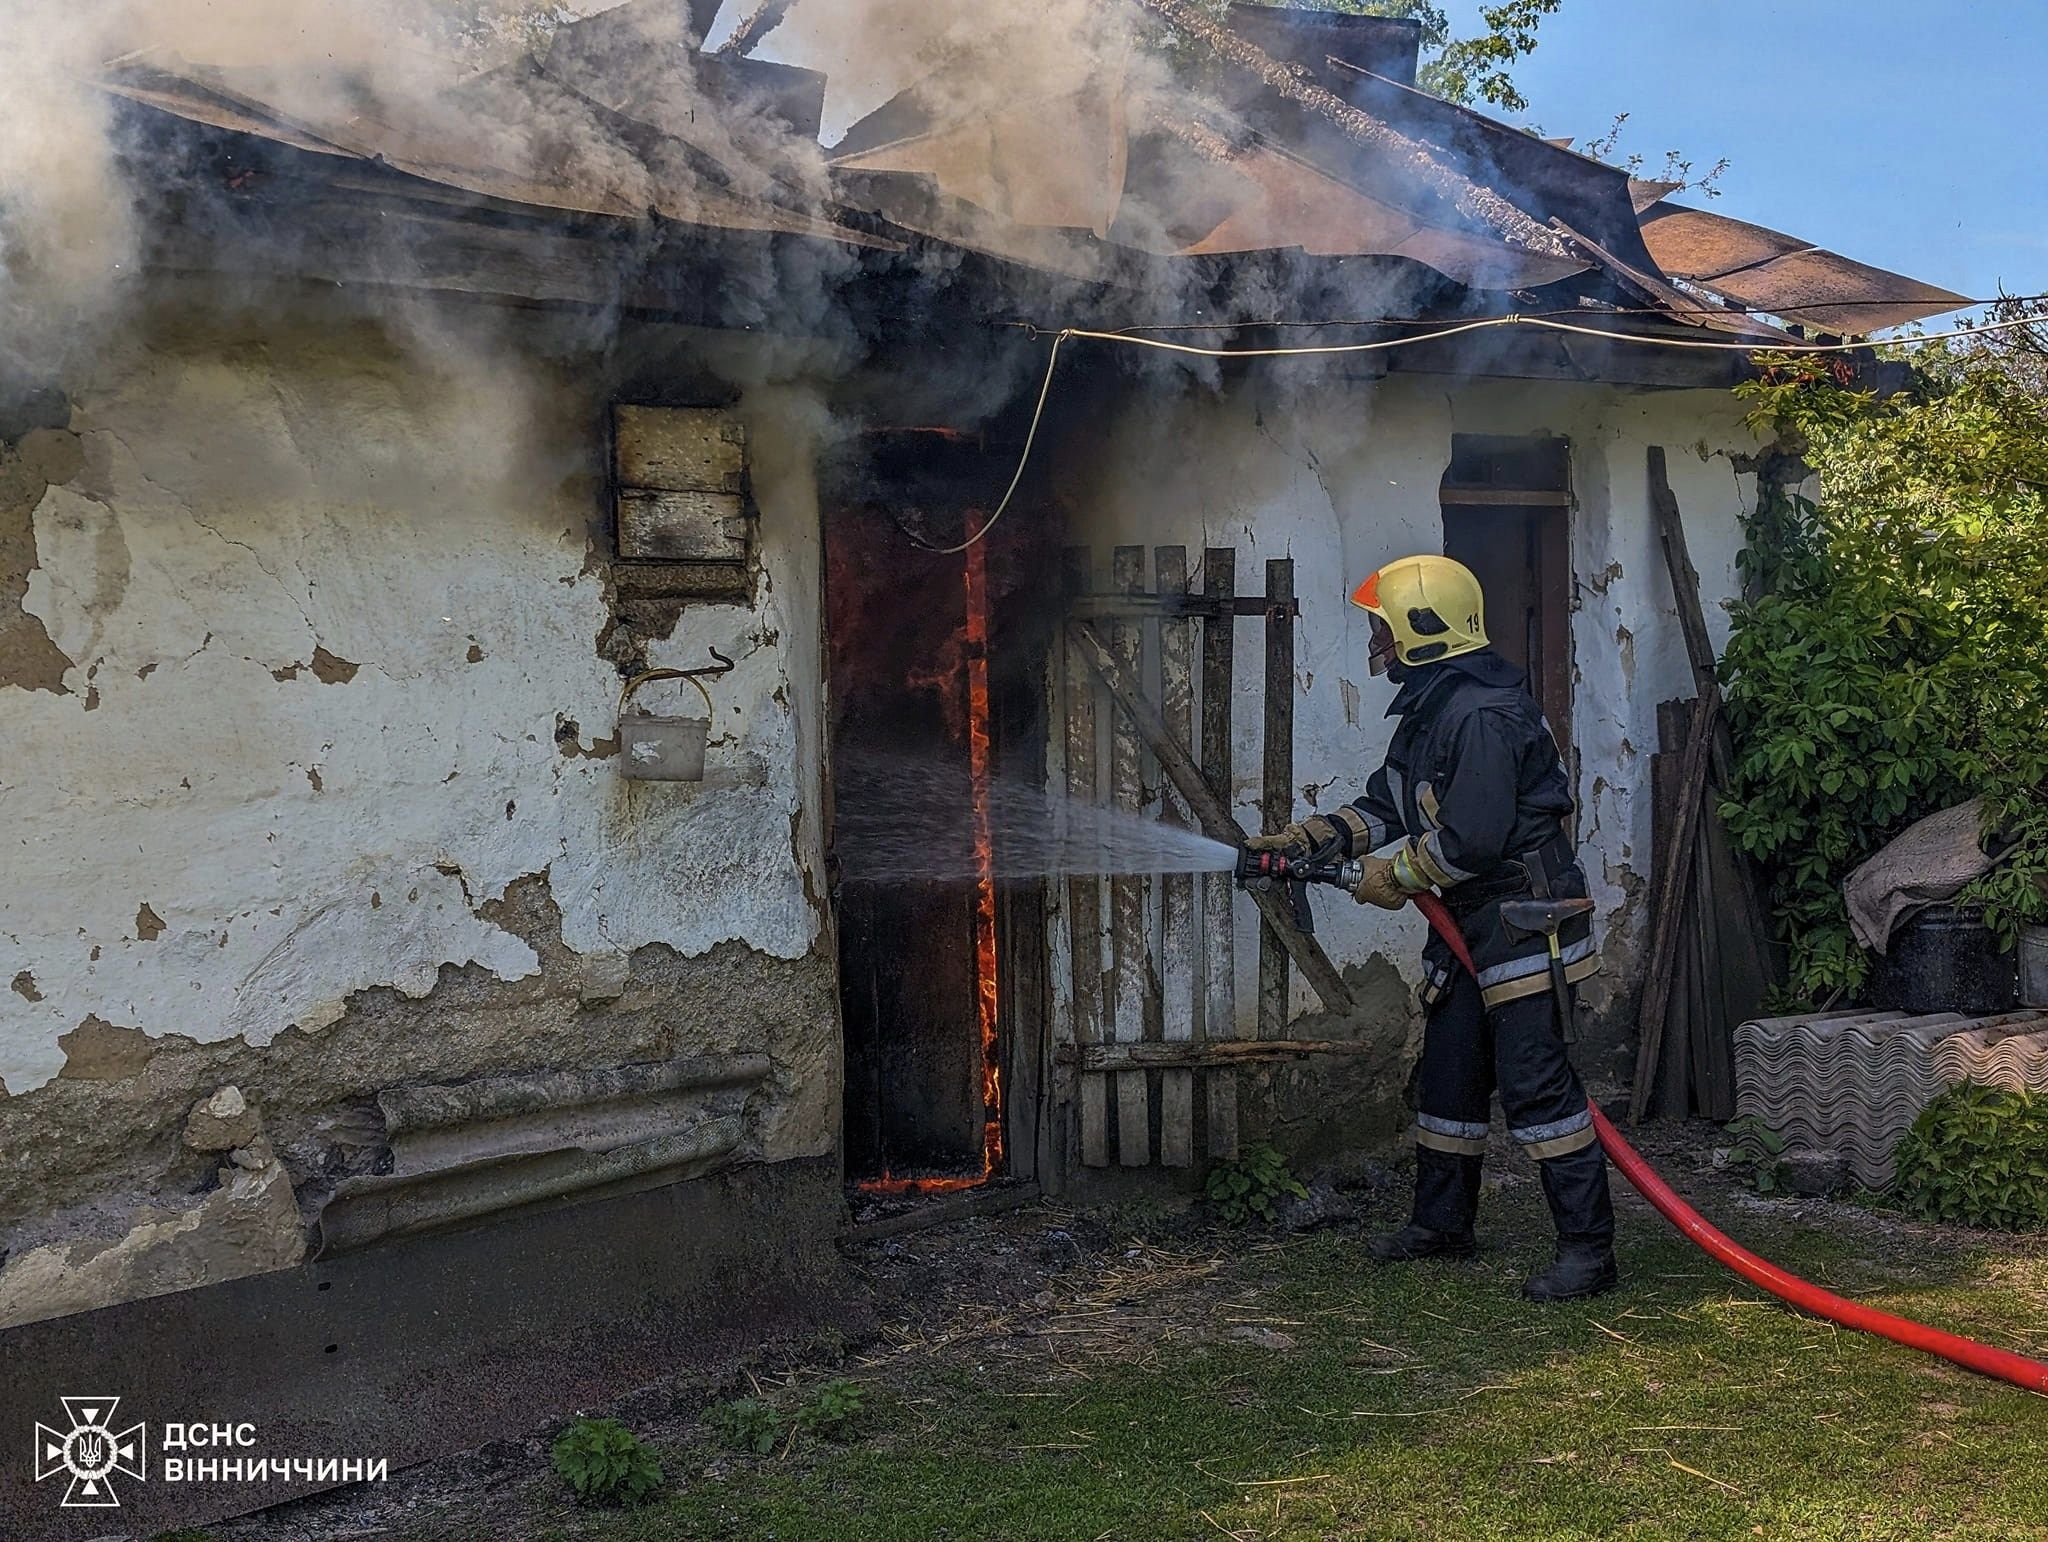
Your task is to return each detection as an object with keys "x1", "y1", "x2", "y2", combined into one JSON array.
[{"x1": 541, "y1": 1198, "x2": 2048, "y2": 1541}]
